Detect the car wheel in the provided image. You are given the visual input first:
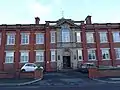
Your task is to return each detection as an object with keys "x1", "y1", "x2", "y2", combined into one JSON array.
[{"x1": 21, "y1": 69, "x2": 25, "y2": 72}]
